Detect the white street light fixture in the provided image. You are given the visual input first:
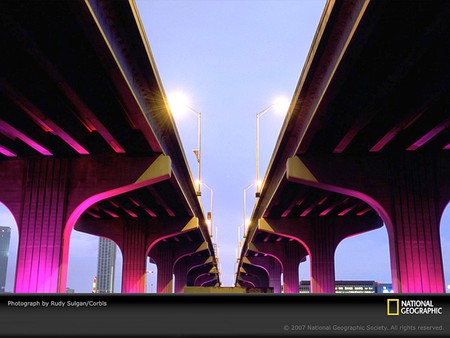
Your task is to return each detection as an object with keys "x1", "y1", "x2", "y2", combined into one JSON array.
[
  {"x1": 255, "y1": 96, "x2": 290, "y2": 197},
  {"x1": 168, "y1": 91, "x2": 202, "y2": 196},
  {"x1": 201, "y1": 182, "x2": 214, "y2": 238},
  {"x1": 243, "y1": 182, "x2": 256, "y2": 238}
]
